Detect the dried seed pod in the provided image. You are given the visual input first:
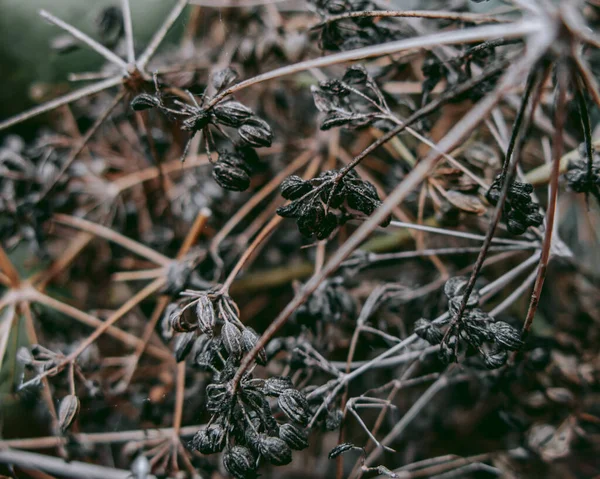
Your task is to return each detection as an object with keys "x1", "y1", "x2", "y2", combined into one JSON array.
[
  {"x1": 439, "y1": 335, "x2": 458, "y2": 364},
  {"x1": 278, "y1": 389, "x2": 310, "y2": 426},
  {"x1": 276, "y1": 200, "x2": 306, "y2": 218},
  {"x1": 223, "y1": 445, "x2": 257, "y2": 479},
  {"x1": 325, "y1": 408, "x2": 343, "y2": 431},
  {"x1": 212, "y1": 67, "x2": 238, "y2": 92},
  {"x1": 189, "y1": 423, "x2": 226, "y2": 454},
  {"x1": 281, "y1": 175, "x2": 313, "y2": 200},
  {"x1": 222, "y1": 321, "x2": 243, "y2": 357},
  {"x1": 131, "y1": 93, "x2": 160, "y2": 111},
  {"x1": 414, "y1": 318, "x2": 443, "y2": 345},
  {"x1": 483, "y1": 349, "x2": 508, "y2": 369},
  {"x1": 489, "y1": 321, "x2": 523, "y2": 351},
  {"x1": 213, "y1": 159, "x2": 251, "y2": 192},
  {"x1": 279, "y1": 423, "x2": 309, "y2": 450},
  {"x1": 259, "y1": 434, "x2": 292, "y2": 465},
  {"x1": 206, "y1": 383, "x2": 231, "y2": 413},
  {"x1": 174, "y1": 332, "x2": 196, "y2": 362},
  {"x1": 238, "y1": 118, "x2": 273, "y2": 147},
  {"x1": 196, "y1": 295, "x2": 216, "y2": 336},
  {"x1": 168, "y1": 304, "x2": 196, "y2": 333},
  {"x1": 263, "y1": 376, "x2": 294, "y2": 396},
  {"x1": 58, "y1": 394, "x2": 80, "y2": 433},
  {"x1": 444, "y1": 276, "x2": 468, "y2": 299},
  {"x1": 241, "y1": 327, "x2": 267, "y2": 366},
  {"x1": 342, "y1": 65, "x2": 369, "y2": 85},
  {"x1": 212, "y1": 101, "x2": 254, "y2": 127},
  {"x1": 315, "y1": 212, "x2": 338, "y2": 240},
  {"x1": 328, "y1": 442, "x2": 356, "y2": 459}
]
